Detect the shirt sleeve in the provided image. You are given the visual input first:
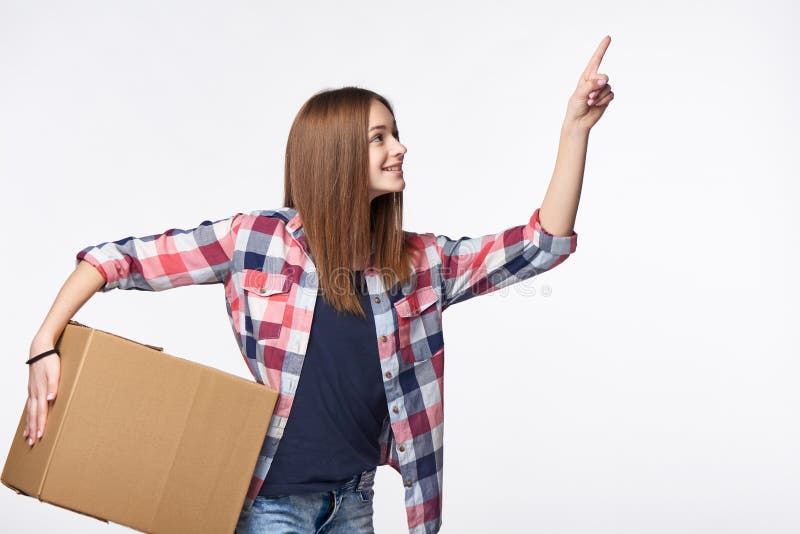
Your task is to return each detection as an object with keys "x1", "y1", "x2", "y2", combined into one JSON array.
[
  {"x1": 75, "y1": 213, "x2": 244, "y2": 293},
  {"x1": 434, "y1": 208, "x2": 578, "y2": 310}
]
